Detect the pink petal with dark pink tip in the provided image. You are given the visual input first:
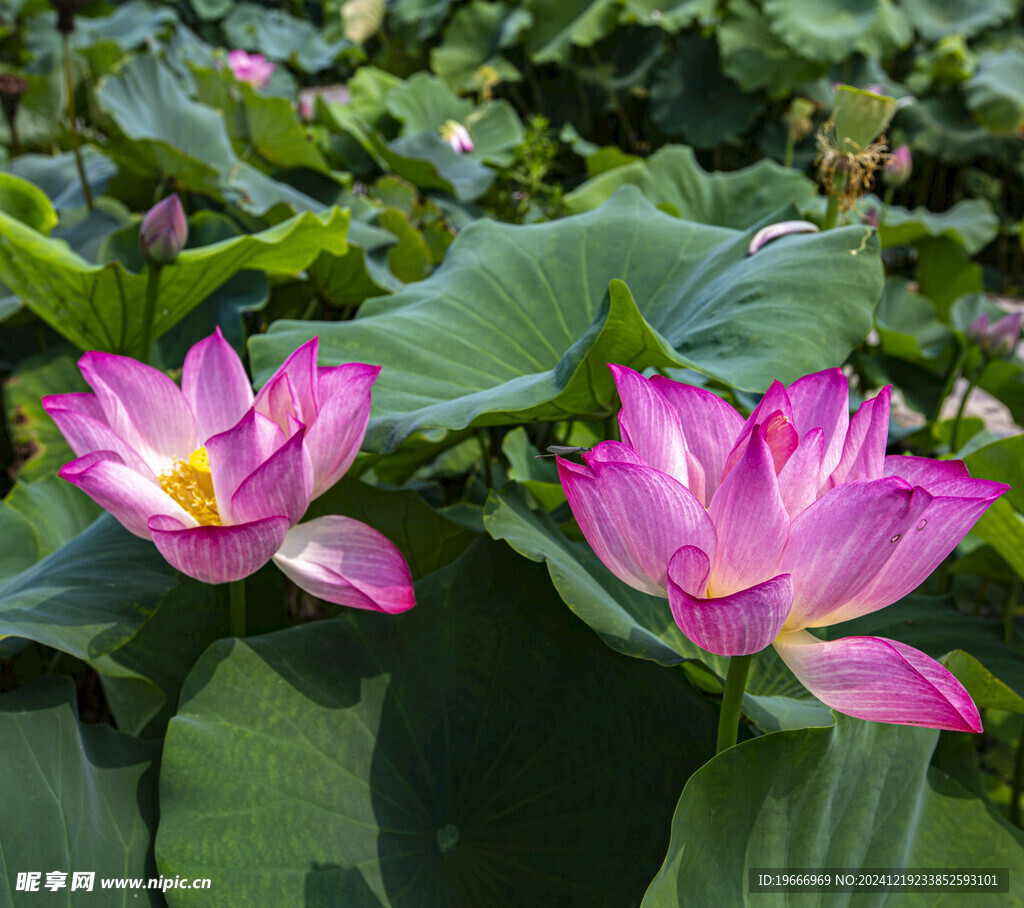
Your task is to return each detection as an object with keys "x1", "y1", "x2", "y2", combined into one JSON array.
[
  {"x1": 786, "y1": 368, "x2": 849, "y2": 483},
  {"x1": 827, "y1": 477, "x2": 1008, "y2": 623},
  {"x1": 610, "y1": 365, "x2": 689, "y2": 487},
  {"x1": 777, "y1": 428, "x2": 824, "y2": 518},
  {"x1": 254, "y1": 371, "x2": 300, "y2": 435},
  {"x1": 670, "y1": 565, "x2": 793, "y2": 656},
  {"x1": 60, "y1": 451, "x2": 194, "y2": 539},
  {"x1": 206, "y1": 409, "x2": 285, "y2": 525},
  {"x1": 43, "y1": 394, "x2": 155, "y2": 477},
  {"x1": 272, "y1": 516, "x2": 415, "y2": 613},
  {"x1": 829, "y1": 386, "x2": 891, "y2": 487},
  {"x1": 558, "y1": 452, "x2": 716, "y2": 597},
  {"x1": 649, "y1": 377, "x2": 745, "y2": 503},
  {"x1": 707, "y1": 429, "x2": 790, "y2": 596},
  {"x1": 882, "y1": 455, "x2": 969, "y2": 491},
  {"x1": 723, "y1": 380, "x2": 795, "y2": 478},
  {"x1": 773, "y1": 630, "x2": 982, "y2": 732},
  {"x1": 230, "y1": 429, "x2": 314, "y2": 525},
  {"x1": 306, "y1": 363, "x2": 379, "y2": 498},
  {"x1": 181, "y1": 328, "x2": 254, "y2": 444},
  {"x1": 255, "y1": 337, "x2": 318, "y2": 426},
  {"x1": 78, "y1": 351, "x2": 196, "y2": 471},
  {"x1": 780, "y1": 477, "x2": 932, "y2": 629},
  {"x1": 148, "y1": 514, "x2": 290, "y2": 583},
  {"x1": 760, "y1": 409, "x2": 799, "y2": 473}
]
